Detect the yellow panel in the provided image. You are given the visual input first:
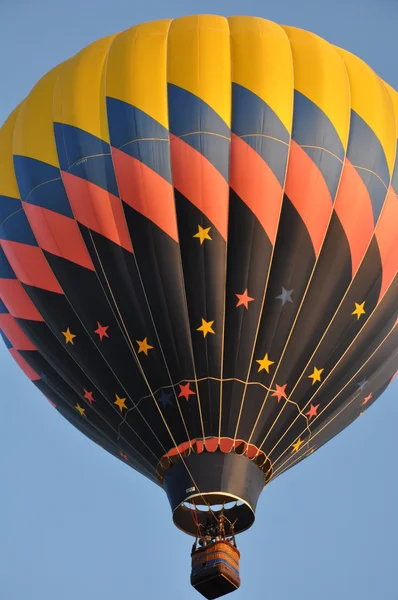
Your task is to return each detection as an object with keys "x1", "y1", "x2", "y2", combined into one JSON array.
[
  {"x1": 382, "y1": 80, "x2": 398, "y2": 140},
  {"x1": 167, "y1": 15, "x2": 231, "y2": 127},
  {"x1": 13, "y1": 65, "x2": 62, "y2": 167},
  {"x1": 283, "y1": 26, "x2": 350, "y2": 150},
  {"x1": 228, "y1": 16, "x2": 293, "y2": 134},
  {"x1": 336, "y1": 47, "x2": 396, "y2": 175},
  {"x1": 53, "y1": 34, "x2": 116, "y2": 141},
  {"x1": 106, "y1": 19, "x2": 172, "y2": 130},
  {"x1": 0, "y1": 107, "x2": 21, "y2": 199}
]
